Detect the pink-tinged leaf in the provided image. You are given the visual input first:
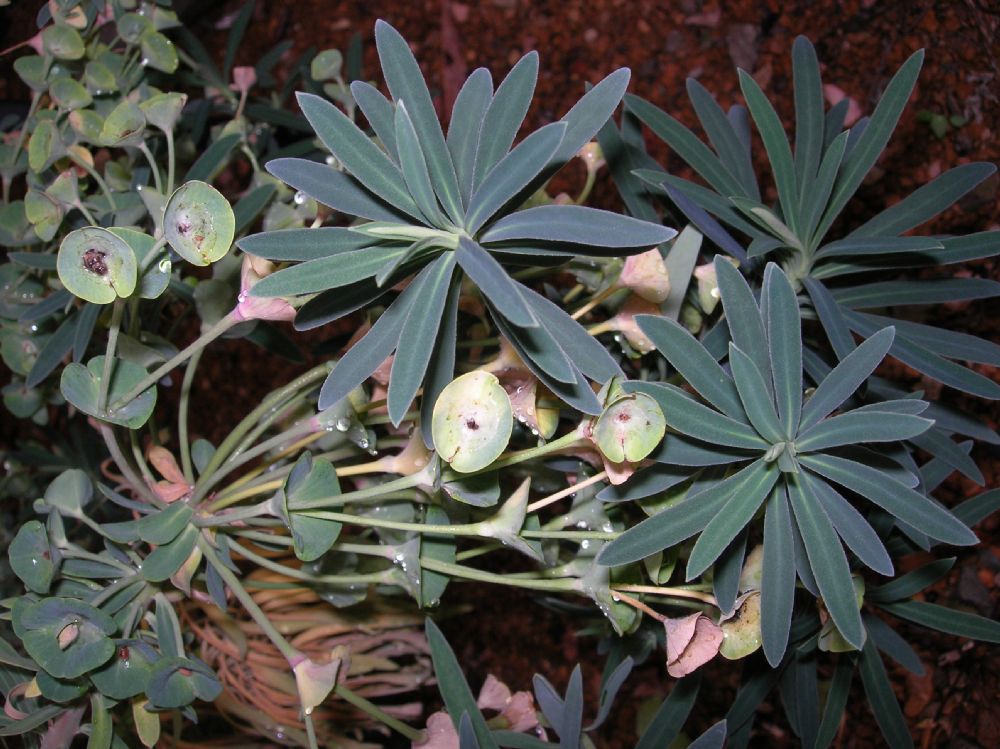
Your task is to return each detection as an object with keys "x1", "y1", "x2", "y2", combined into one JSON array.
[
  {"x1": 617, "y1": 248, "x2": 671, "y2": 303},
  {"x1": 40, "y1": 706, "x2": 84, "y2": 749},
  {"x1": 664, "y1": 612, "x2": 724, "y2": 677},
  {"x1": 477, "y1": 673, "x2": 511, "y2": 711},
  {"x1": 291, "y1": 646, "x2": 349, "y2": 711},
  {"x1": 235, "y1": 255, "x2": 296, "y2": 322},
  {"x1": 413, "y1": 711, "x2": 459, "y2": 749}
]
